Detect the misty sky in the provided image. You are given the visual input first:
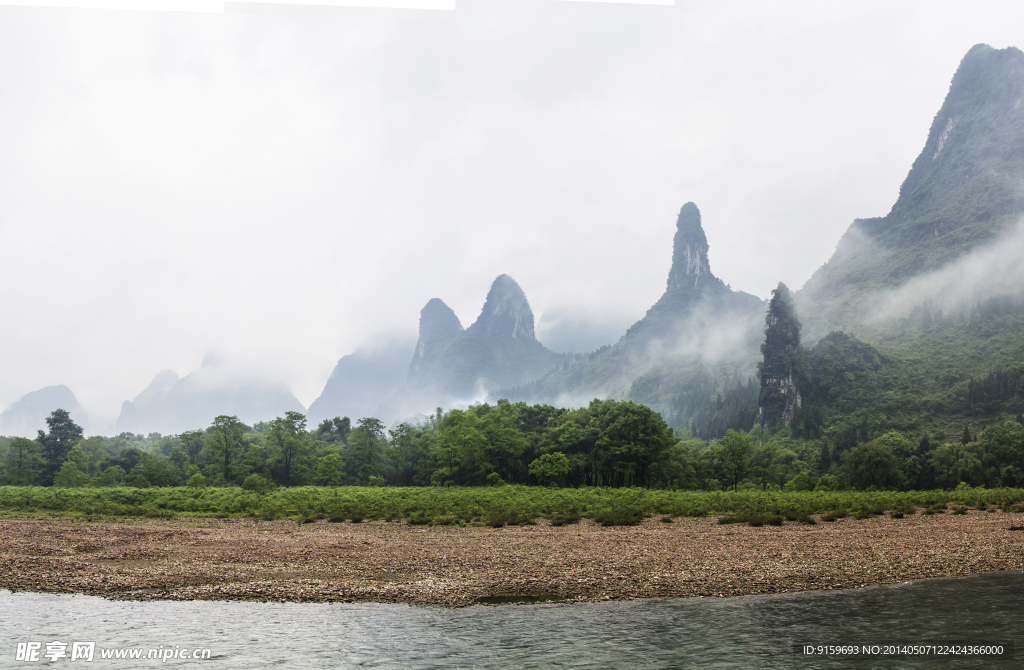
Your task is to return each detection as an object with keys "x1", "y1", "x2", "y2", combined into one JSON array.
[{"x1": 2, "y1": 0, "x2": 1023, "y2": 430}]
